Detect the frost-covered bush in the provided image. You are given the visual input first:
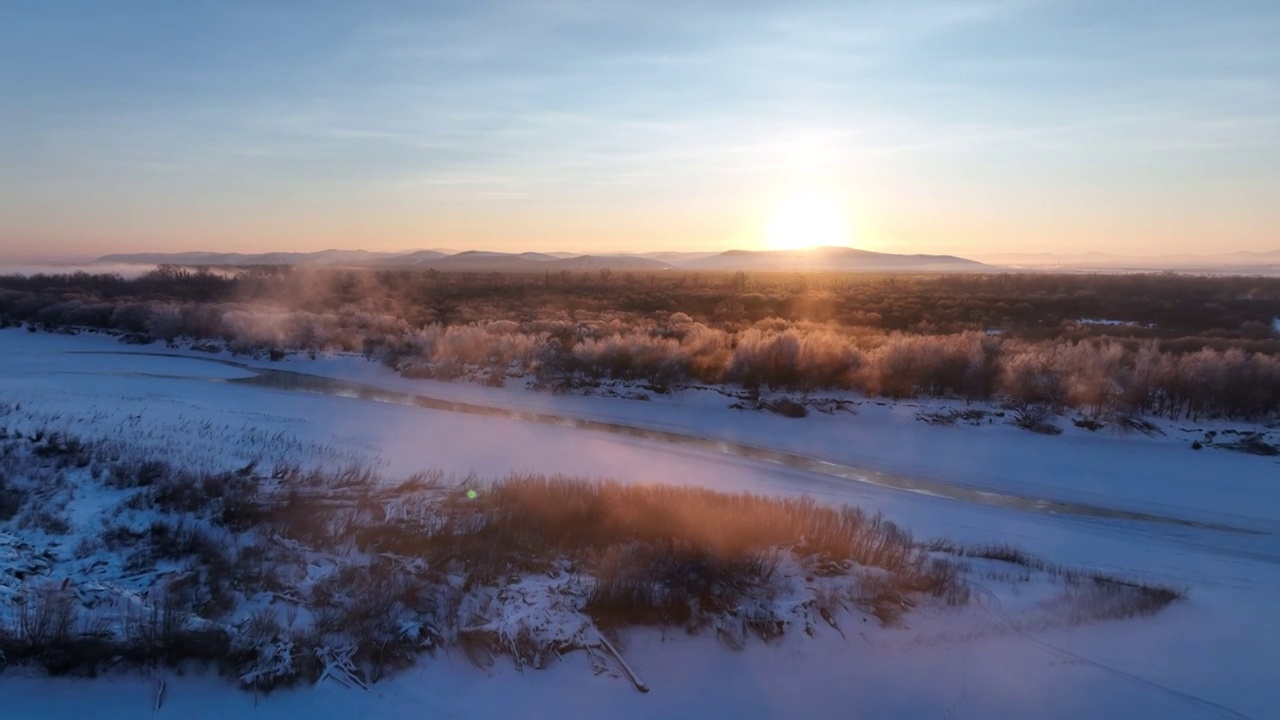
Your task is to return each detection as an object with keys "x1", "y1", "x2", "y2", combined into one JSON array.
[{"x1": 3, "y1": 267, "x2": 1279, "y2": 420}]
